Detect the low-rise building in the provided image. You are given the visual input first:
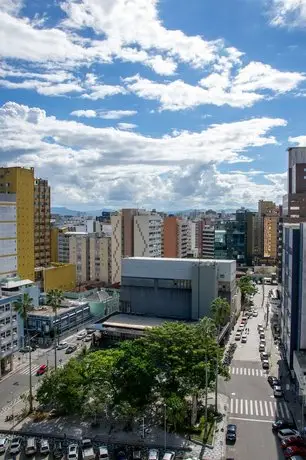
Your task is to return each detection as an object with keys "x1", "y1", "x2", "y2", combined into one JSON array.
[
  {"x1": 0, "y1": 291, "x2": 20, "y2": 375},
  {"x1": 35, "y1": 263, "x2": 76, "y2": 292},
  {"x1": 120, "y1": 257, "x2": 238, "y2": 322}
]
